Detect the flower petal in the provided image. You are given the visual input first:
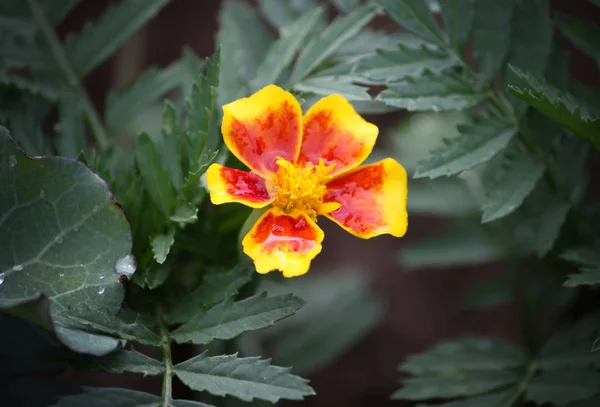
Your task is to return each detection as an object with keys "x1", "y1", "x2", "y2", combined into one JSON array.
[
  {"x1": 323, "y1": 158, "x2": 408, "y2": 238},
  {"x1": 298, "y1": 94, "x2": 378, "y2": 176},
  {"x1": 222, "y1": 85, "x2": 303, "y2": 177},
  {"x1": 206, "y1": 164, "x2": 273, "y2": 208},
  {"x1": 242, "y1": 207, "x2": 324, "y2": 278}
]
